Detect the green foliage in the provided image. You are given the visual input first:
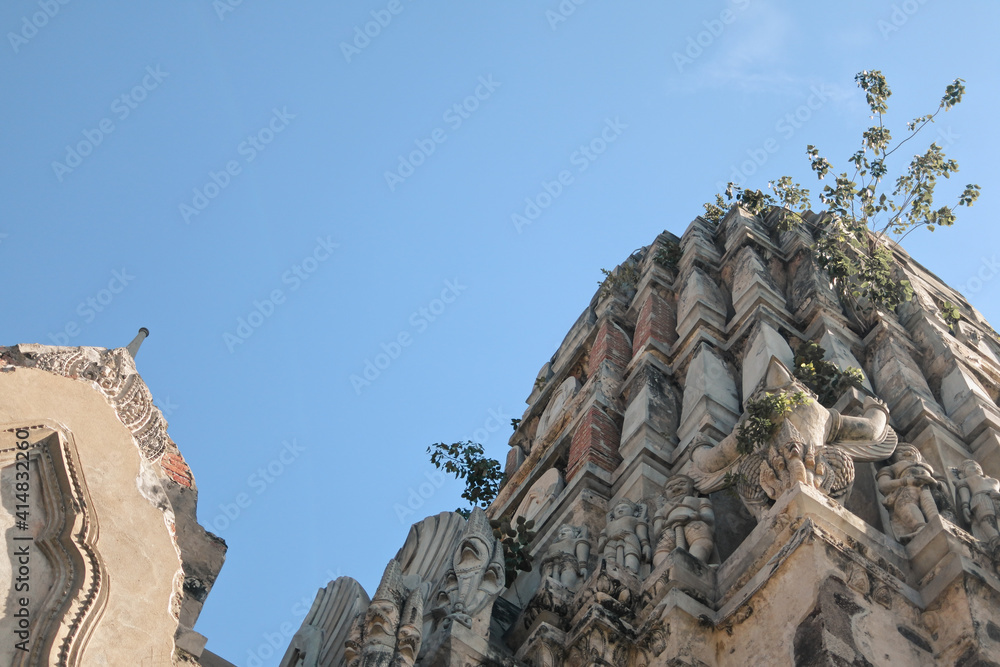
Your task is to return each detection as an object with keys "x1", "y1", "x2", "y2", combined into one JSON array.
[
  {"x1": 490, "y1": 515, "x2": 536, "y2": 585},
  {"x1": 428, "y1": 441, "x2": 536, "y2": 584},
  {"x1": 702, "y1": 194, "x2": 728, "y2": 225},
  {"x1": 705, "y1": 70, "x2": 980, "y2": 320},
  {"x1": 940, "y1": 301, "x2": 962, "y2": 332},
  {"x1": 653, "y1": 240, "x2": 683, "y2": 270},
  {"x1": 598, "y1": 259, "x2": 641, "y2": 298},
  {"x1": 735, "y1": 391, "x2": 811, "y2": 455},
  {"x1": 427, "y1": 440, "x2": 503, "y2": 511},
  {"x1": 793, "y1": 342, "x2": 865, "y2": 407}
]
